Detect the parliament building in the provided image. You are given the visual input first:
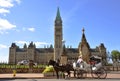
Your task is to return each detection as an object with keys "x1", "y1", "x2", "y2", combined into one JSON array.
[{"x1": 9, "y1": 8, "x2": 107, "y2": 65}]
